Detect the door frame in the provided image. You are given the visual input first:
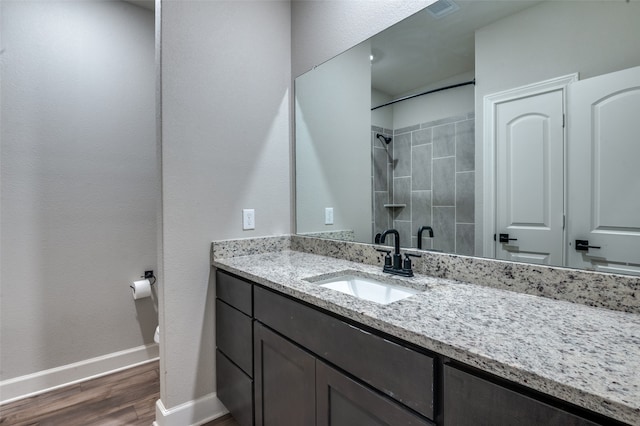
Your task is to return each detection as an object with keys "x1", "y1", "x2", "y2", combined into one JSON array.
[{"x1": 482, "y1": 73, "x2": 578, "y2": 259}]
